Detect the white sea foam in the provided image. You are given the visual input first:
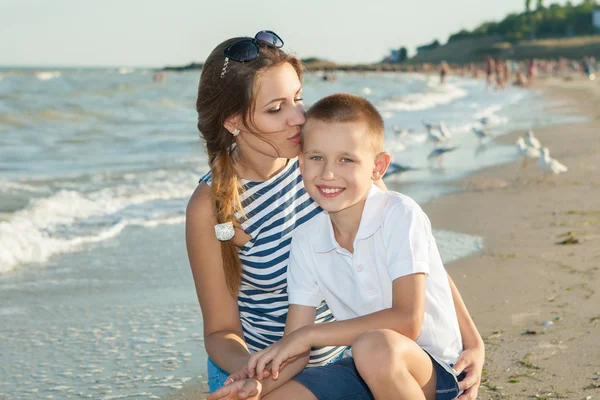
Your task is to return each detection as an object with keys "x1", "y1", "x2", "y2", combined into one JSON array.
[
  {"x1": 378, "y1": 82, "x2": 468, "y2": 111},
  {"x1": 118, "y1": 67, "x2": 135, "y2": 75},
  {"x1": 35, "y1": 71, "x2": 61, "y2": 81}
]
